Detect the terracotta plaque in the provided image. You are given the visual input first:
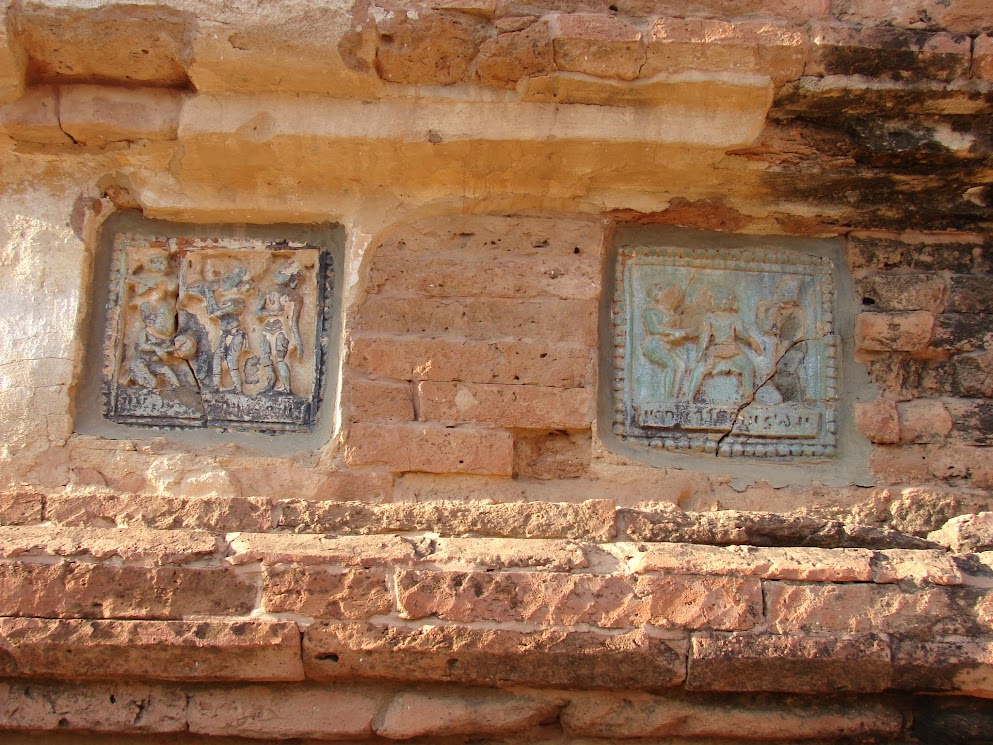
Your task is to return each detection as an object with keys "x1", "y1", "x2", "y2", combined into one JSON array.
[
  {"x1": 102, "y1": 232, "x2": 334, "y2": 432},
  {"x1": 611, "y1": 245, "x2": 839, "y2": 459}
]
